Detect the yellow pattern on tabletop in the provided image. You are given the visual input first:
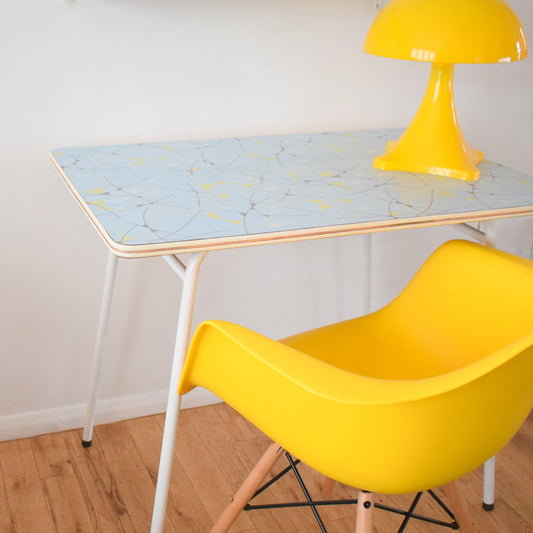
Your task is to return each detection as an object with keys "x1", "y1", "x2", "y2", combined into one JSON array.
[
  {"x1": 329, "y1": 145, "x2": 345, "y2": 152},
  {"x1": 307, "y1": 199, "x2": 332, "y2": 210},
  {"x1": 88, "y1": 199, "x2": 113, "y2": 211},
  {"x1": 250, "y1": 153, "x2": 276, "y2": 161}
]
